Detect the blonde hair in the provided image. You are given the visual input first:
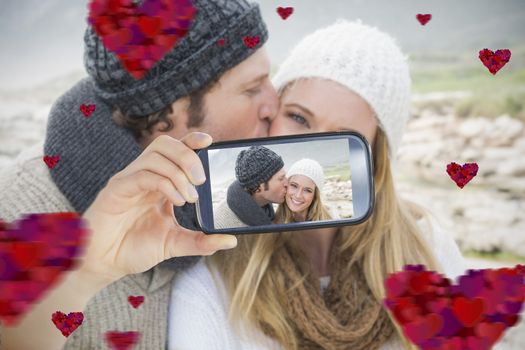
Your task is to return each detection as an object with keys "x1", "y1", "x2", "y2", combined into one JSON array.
[
  {"x1": 274, "y1": 182, "x2": 332, "y2": 223},
  {"x1": 206, "y1": 128, "x2": 442, "y2": 350}
]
